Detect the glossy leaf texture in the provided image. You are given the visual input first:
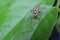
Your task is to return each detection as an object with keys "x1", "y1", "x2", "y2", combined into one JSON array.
[{"x1": 0, "y1": 0, "x2": 57, "y2": 40}]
